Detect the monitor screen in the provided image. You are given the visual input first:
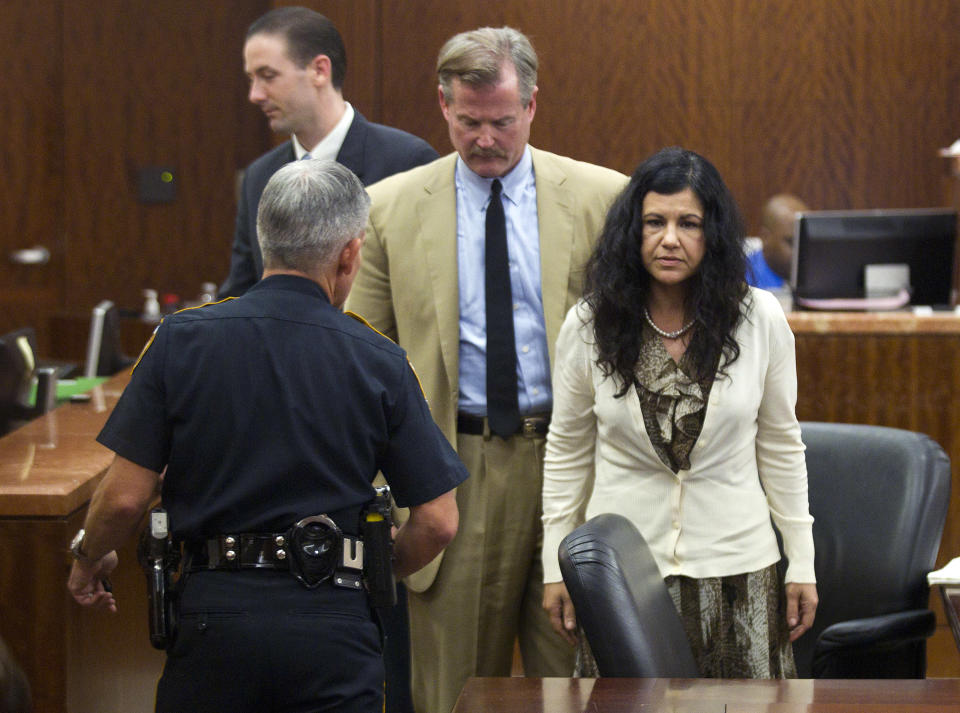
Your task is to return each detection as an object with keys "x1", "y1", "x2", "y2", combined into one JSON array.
[
  {"x1": 84, "y1": 300, "x2": 133, "y2": 377},
  {"x1": 791, "y1": 208, "x2": 958, "y2": 307}
]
